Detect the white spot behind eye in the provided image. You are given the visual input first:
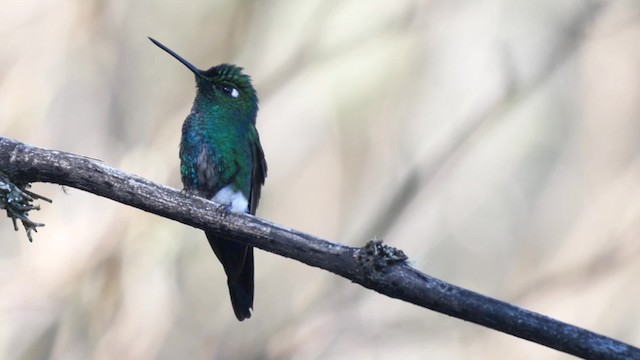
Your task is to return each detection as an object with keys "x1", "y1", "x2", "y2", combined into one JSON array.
[{"x1": 231, "y1": 88, "x2": 239, "y2": 98}]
